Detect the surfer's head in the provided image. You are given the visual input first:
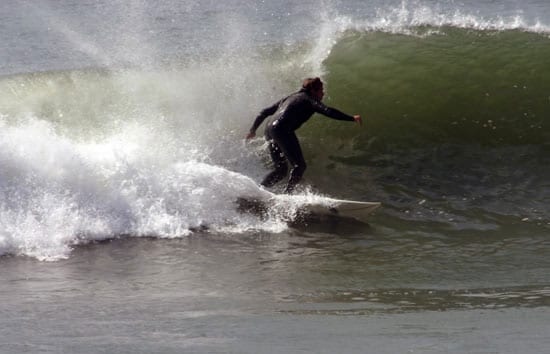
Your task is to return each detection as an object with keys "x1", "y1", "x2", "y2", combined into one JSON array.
[{"x1": 302, "y1": 77, "x2": 324, "y2": 100}]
